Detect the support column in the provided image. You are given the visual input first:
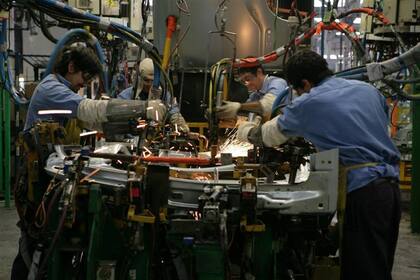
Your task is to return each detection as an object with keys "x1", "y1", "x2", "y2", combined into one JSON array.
[{"x1": 411, "y1": 83, "x2": 420, "y2": 233}]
